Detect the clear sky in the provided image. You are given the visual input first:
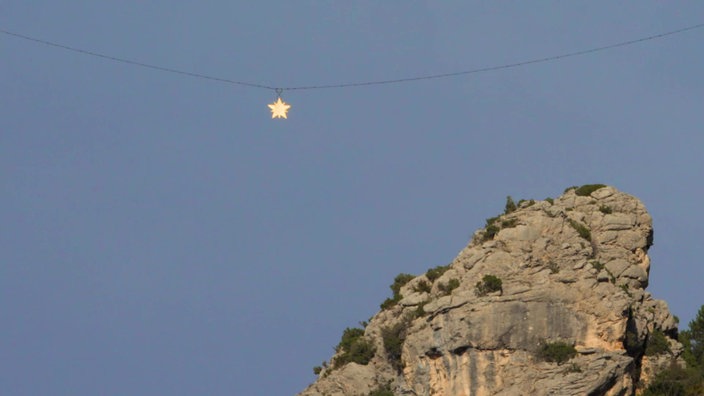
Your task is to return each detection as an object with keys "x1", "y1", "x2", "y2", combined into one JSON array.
[{"x1": 2, "y1": 2, "x2": 703, "y2": 395}]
